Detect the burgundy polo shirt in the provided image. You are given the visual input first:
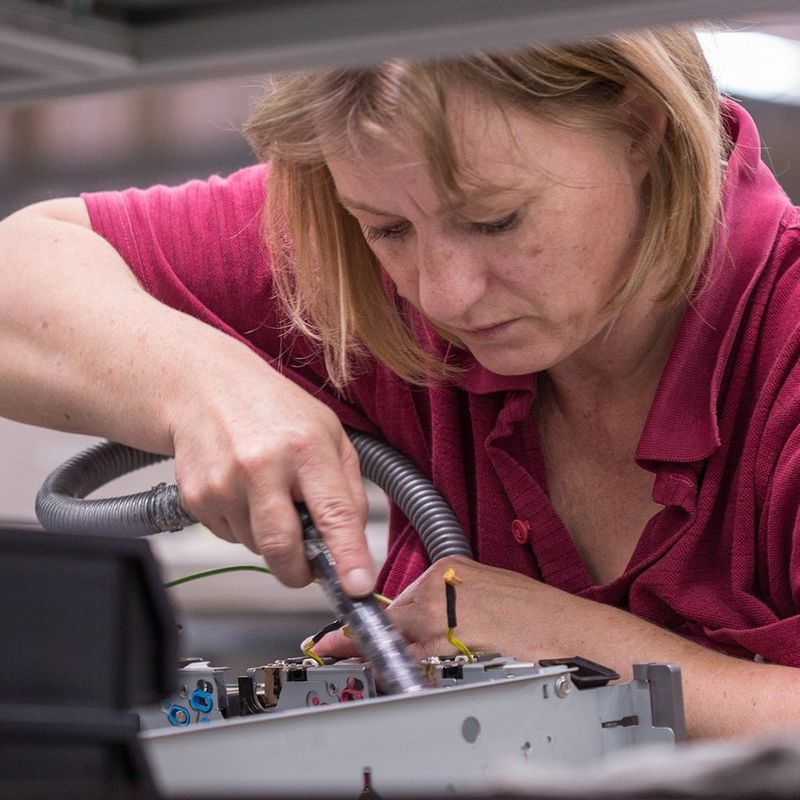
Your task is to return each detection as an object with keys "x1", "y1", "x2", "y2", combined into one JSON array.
[{"x1": 83, "y1": 100, "x2": 800, "y2": 666}]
